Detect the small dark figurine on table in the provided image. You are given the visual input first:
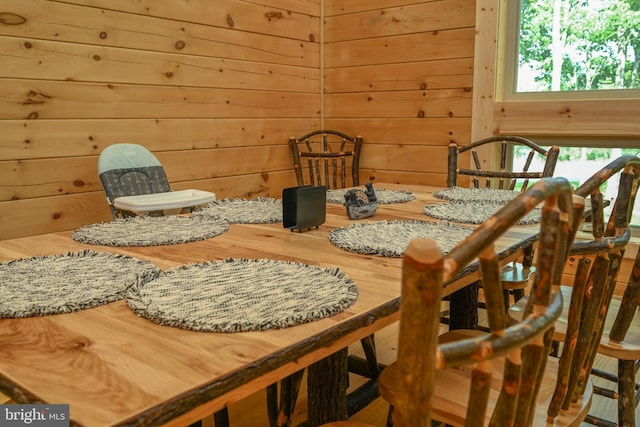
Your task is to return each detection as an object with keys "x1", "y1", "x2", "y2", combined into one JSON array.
[
  {"x1": 344, "y1": 182, "x2": 378, "y2": 219},
  {"x1": 364, "y1": 181, "x2": 377, "y2": 202}
]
